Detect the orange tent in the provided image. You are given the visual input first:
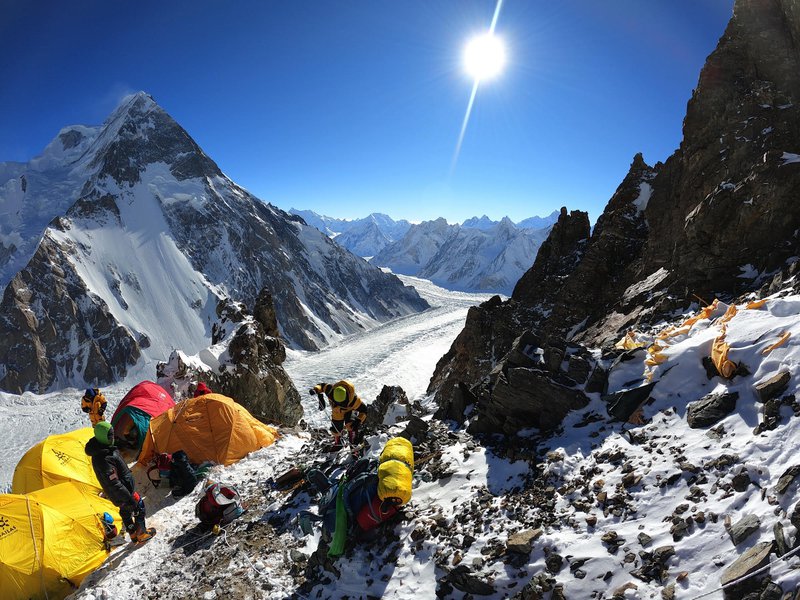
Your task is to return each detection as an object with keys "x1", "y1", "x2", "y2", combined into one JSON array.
[{"x1": 138, "y1": 393, "x2": 278, "y2": 467}]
